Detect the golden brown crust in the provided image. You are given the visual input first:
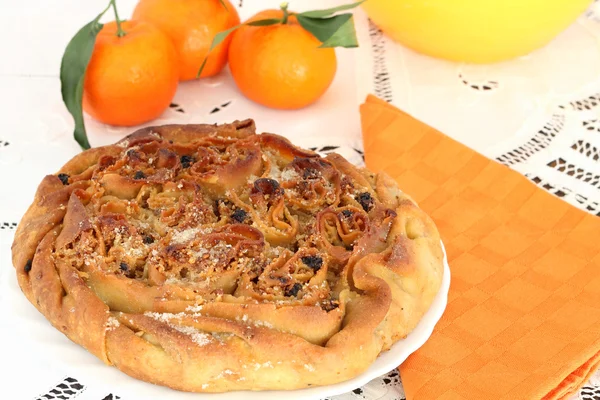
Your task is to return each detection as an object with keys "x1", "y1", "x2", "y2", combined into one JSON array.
[{"x1": 12, "y1": 120, "x2": 443, "y2": 392}]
